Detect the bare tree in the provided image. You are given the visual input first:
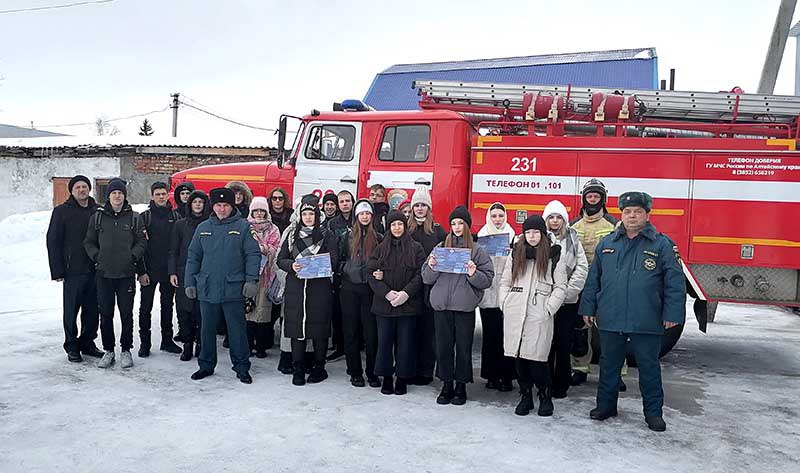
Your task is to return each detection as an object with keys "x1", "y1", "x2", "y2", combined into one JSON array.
[{"x1": 95, "y1": 115, "x2": 120, "y2": 136}]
